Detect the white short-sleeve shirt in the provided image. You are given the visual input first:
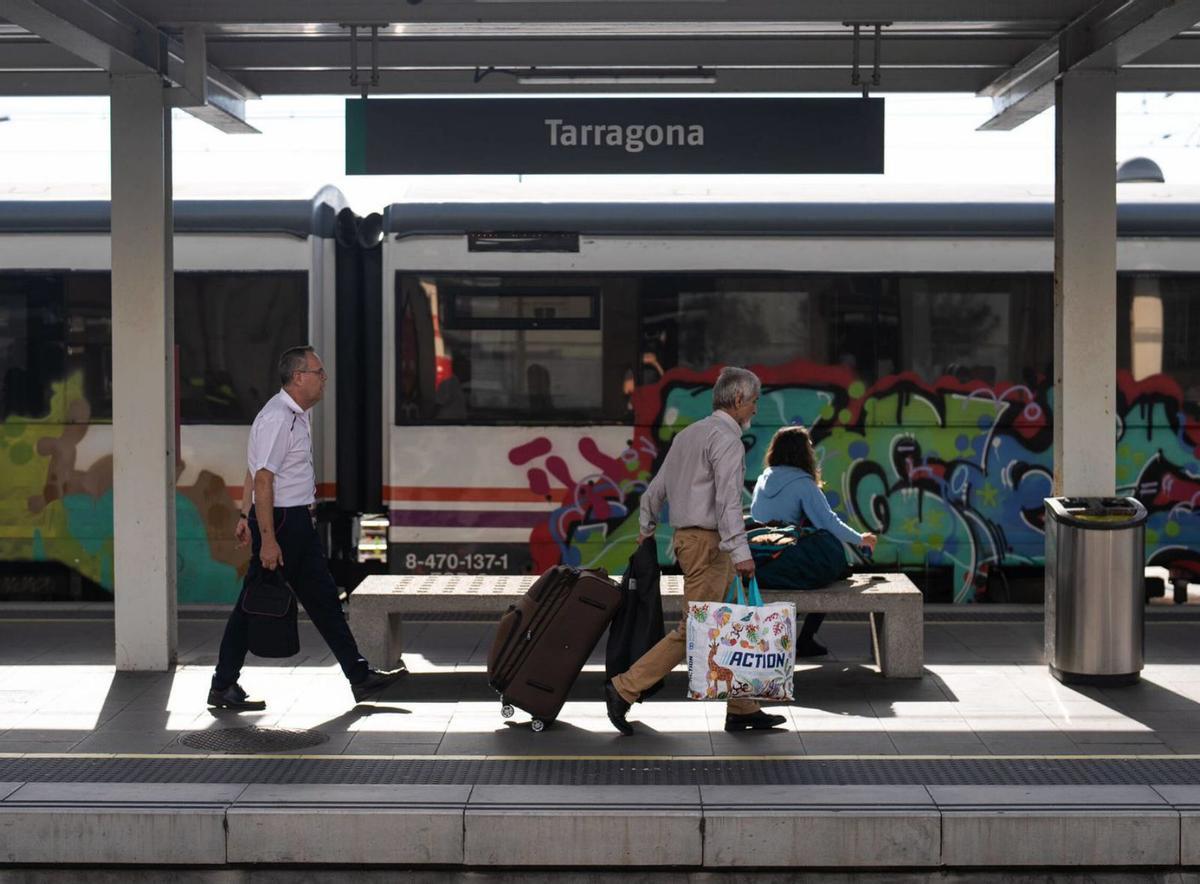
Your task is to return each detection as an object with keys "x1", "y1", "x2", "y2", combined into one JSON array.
[{"x1": 247, "y1": 389, "x2": 315, "y2": 508}]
